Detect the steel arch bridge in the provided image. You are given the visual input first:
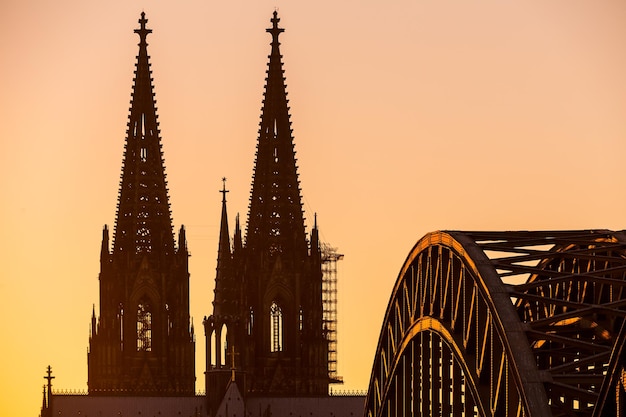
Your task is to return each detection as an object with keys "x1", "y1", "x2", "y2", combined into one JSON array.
[{"x1": 364, "y1": 230, "x2": 626, "y2": 417}]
